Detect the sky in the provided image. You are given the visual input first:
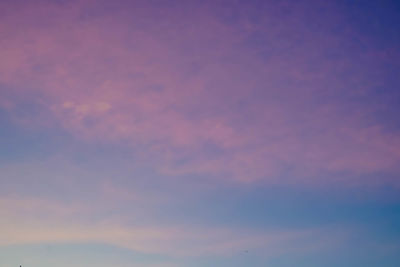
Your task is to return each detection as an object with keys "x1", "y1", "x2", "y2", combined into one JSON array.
[{"x1": 0, "y1": 0, "x2": 400, "y2": 266}]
